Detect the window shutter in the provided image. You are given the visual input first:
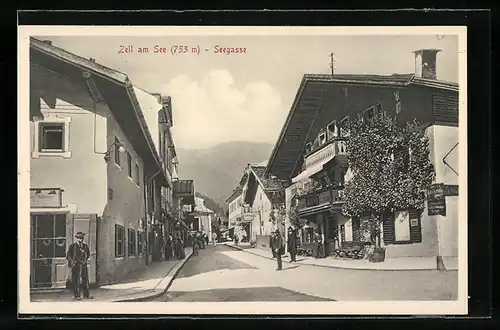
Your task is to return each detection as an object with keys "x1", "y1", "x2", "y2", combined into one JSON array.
[
  {"x1": 340, "y1": 224, "x2": 346, "y2": 242},
  {"x1": 409, "y1": 209, "x2": 422, "y2": 243},
  {"x1": 66, "y1": 214, "x2": 74, "y2": 245},
  {"x1": 382, "y1": 212, "x2": 395, "y2": 245},
  {"x1": 352, "y1": 217, "x2": 361, "y2": 241}
]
